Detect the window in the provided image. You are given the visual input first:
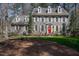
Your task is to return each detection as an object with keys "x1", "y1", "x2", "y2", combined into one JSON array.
[
  {"x1": 36, "y1": 17, "x2": 37, "y2": 22},
  {"x1": 48, "y1": 9, "x2": 50, "y2": 13},
  {"x1": 16, "y1": 17, "x2": 18, "y2": 22},
  {"x1": 62, "y1": 23, "x2": 66, "y2": 32},
  {"x1": 58, "y1": 17, "x2": 61, "y2": 22},
  {"x1": 33, "y1": 17, "x2": 36, "y2": 22},
  {"x1": 24, "y1": 18, "x2": 26, "y2": 22},
  {"x1": 56, "y1": 17, "x2": 58, "y2": 22},
  {"x1": 35, "y1": 25, "x2": 37, "y2": 31},
  {"x1": 42, "y1": 18, "x2": 44, "y2": 22},
  {"x1": 56, "y1": 10, "x2": 57, "y2": 12},
  {"x1": 41, "y1": 25, "x2": 44, "y2": 31},
  {"x1": 58, "y1": 6, "x2": 62, "y2": 13},
  {"x1": 38, "y1": 6, "x2": 41, "y2": 13},
  {"x1": 56, "y1": 25, "x2": 58, "y2": 32},
  {"x1": 49, "y1": 18, "x2": 51, "y2": 22},
  {"x1": 63, "y1": 17, "x2": 65, "y2": 22},
  {"x1": 48, "y1": 6, "x2": 51, "y2": 13},
  {"x1": 16, "y1": 26, "x2": 19, "y2": 30},
  {"x1": 37, "y1": 17, "x2": 40, "y2": 22},
  {"x1": 38, "y1": 8, "x2": 40, "y2": 12},
  {"x1": 26, "y1": 26, "x2": 28, "y2": 30},
  {"x1": 59, "y1": 8, "x2": 61, "y2": 12}
]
